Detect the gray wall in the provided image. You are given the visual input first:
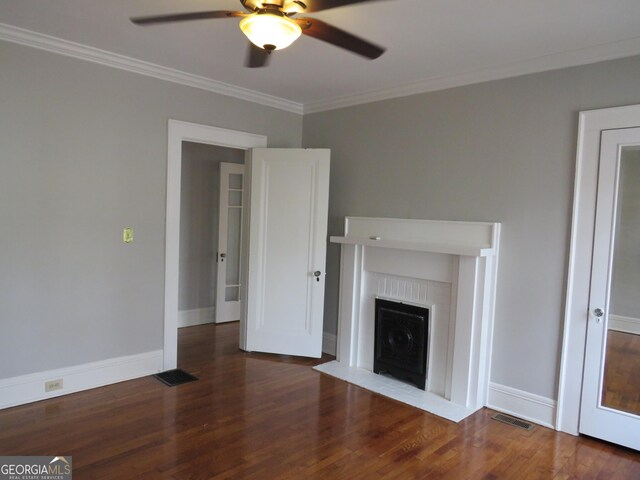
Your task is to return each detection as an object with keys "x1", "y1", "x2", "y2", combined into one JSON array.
[
  {"x1": 303, "y1": 55, "x2": 640, "y2": 400},
  {"x1": 611, "y1": 149, "x2": 640, "y2": 319},
  {"x1": 179, "y1": 142, "x2": 244, "y2": 312},
  {"x1": 3, "y1": 32, "x2": 640, "y2": 402},
  {"x1": 0, "y1": 40, "x2": 301, "y2": 379}
]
